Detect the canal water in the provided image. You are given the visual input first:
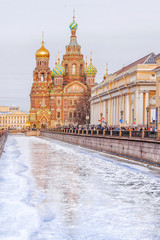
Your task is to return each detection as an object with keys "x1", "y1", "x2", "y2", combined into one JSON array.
[{"x1": 0, "y1": 135, "x2": 160, "y2": 240}]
